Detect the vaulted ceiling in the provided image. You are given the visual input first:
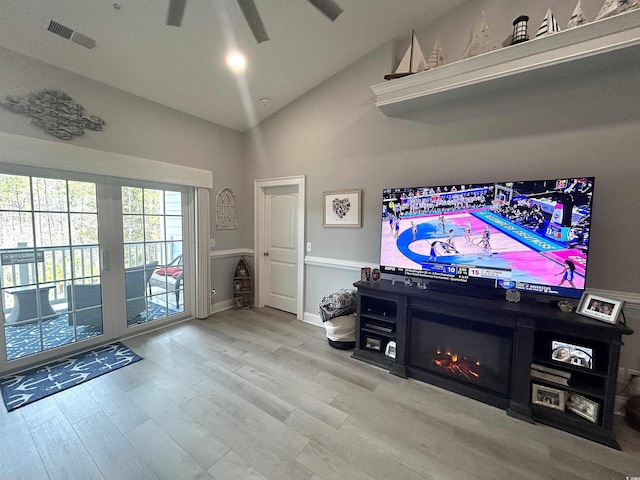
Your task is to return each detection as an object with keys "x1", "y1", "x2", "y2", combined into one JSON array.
[{"x1": 0, "y1": 1, "x2": 467, "y2": 131}]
